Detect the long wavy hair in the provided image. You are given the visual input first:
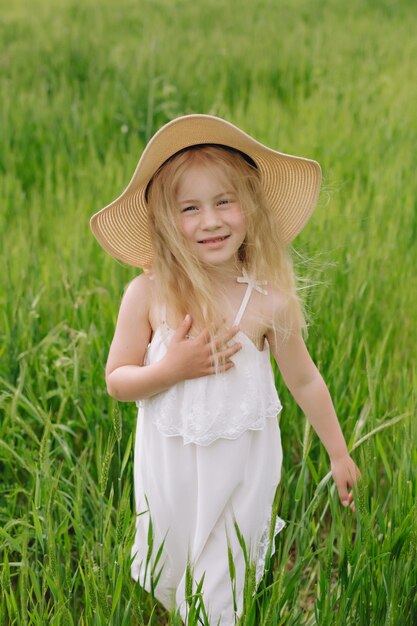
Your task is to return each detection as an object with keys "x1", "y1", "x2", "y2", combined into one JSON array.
[{"x1": 146, "y1": 144, "x2": 307, "y2": 341}]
